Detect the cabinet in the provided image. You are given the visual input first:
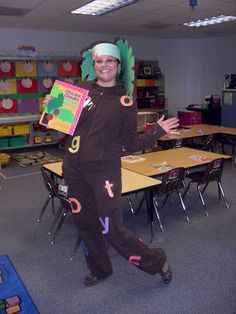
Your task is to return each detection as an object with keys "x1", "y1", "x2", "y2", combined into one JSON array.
[
  {"x1": 221, "y1": 90, "x2": 236, "y2": 127},
  {"x1": 135, "y1": 60, "x2": 168, "y2": 132},
  {"x1": 0, "y1": 57, "x2": 81, "y2": 150}
]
